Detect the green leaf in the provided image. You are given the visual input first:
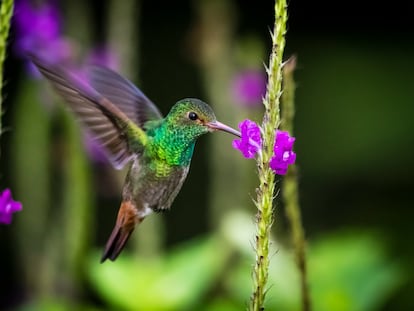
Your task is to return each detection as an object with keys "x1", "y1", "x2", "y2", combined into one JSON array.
[
  {"x1": 87, "y1": 236, "x2": 230, "y2": 311},
  {"x1": 203, "y1": 298, "x2": 242, "y2": 311},
  {"x1": 225, "y1": 230, "x2": 403, "y2": 311},
  {"x1": 16, "y1": 299, "x2": 100, "y2": 311},
  {"x1": 309, "y1": 230, "x2": 404, "y2": 311}
]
